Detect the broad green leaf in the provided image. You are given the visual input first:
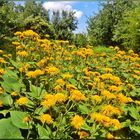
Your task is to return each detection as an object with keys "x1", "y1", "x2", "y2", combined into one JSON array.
[
  {"x1": 10, "y1": 111, "x2": 29, "y2": 129},
  {"x1": 9, "y1": 59, "x2": 21, "y2": 69},
  {"x1": 0, "y1": 118, "x2": 23, "y2": 139},
  {"x1": 37, "y1": 124, "x2": 51, "y2": 139},
  {"x1": 78, "y1": 104, "x2": 90, "y2": 114},
  {"x1": 0, "y1": 93, "x2": 13, "y2": 106},
  {"x1": 68, "y1": 78, "x2": 77, "y2": 86},
  {"x1": 28, "y1": 83, "x2": 46, "y2": 99}
]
